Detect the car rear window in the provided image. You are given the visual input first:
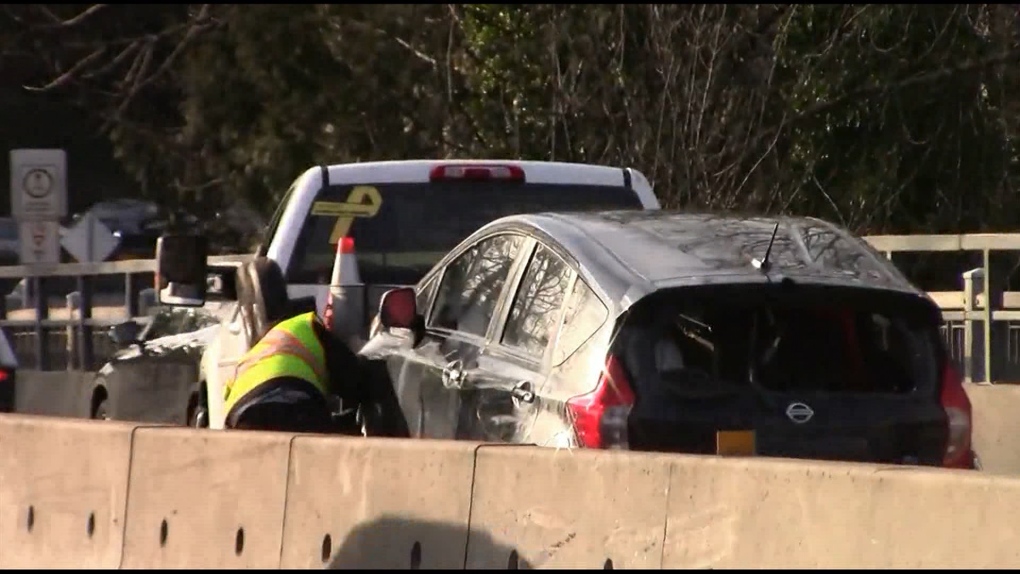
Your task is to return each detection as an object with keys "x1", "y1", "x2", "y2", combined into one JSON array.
[
  {"x1": 617, "y1": 285, "x2": 941, "y2": 398},
  {"x1": 286, "y1": 182, "x2": 644, "y2": 285}
]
